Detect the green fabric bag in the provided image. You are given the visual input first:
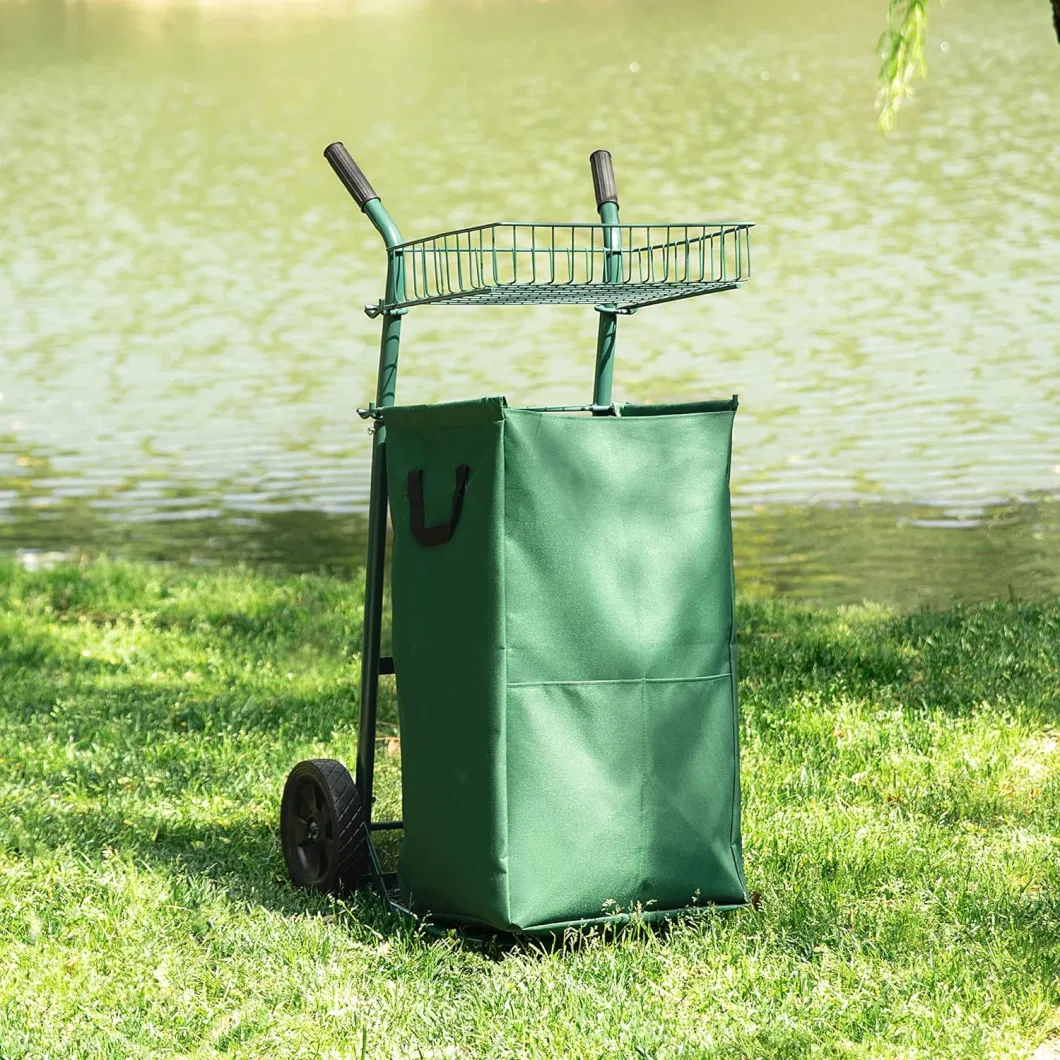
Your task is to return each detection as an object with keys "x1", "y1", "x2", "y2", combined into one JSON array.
[{"x1": 381, "y1": 396, "x2": 747, "y2": 934}]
